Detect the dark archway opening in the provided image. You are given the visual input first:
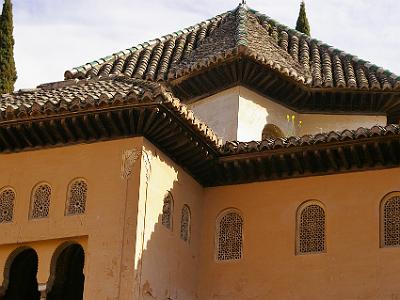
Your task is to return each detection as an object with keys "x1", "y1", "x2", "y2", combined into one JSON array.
[
  {"x1": 1, "y1": 248, "x2": 40, "y2": 300},
  {"x1": 47, "y1": 243, "x2": 85, "y2": 300}
]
